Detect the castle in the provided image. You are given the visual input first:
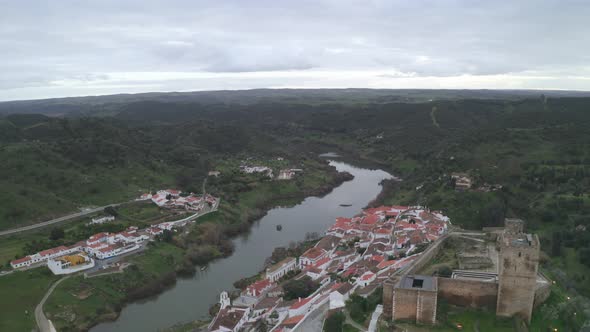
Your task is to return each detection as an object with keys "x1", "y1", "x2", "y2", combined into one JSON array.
[
  {"x1": 496, "y1": 218, "x2": 540, "y2": 321},
  {"x1": 383, "y1": 218, "x2": 548, "y2": 325}
]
